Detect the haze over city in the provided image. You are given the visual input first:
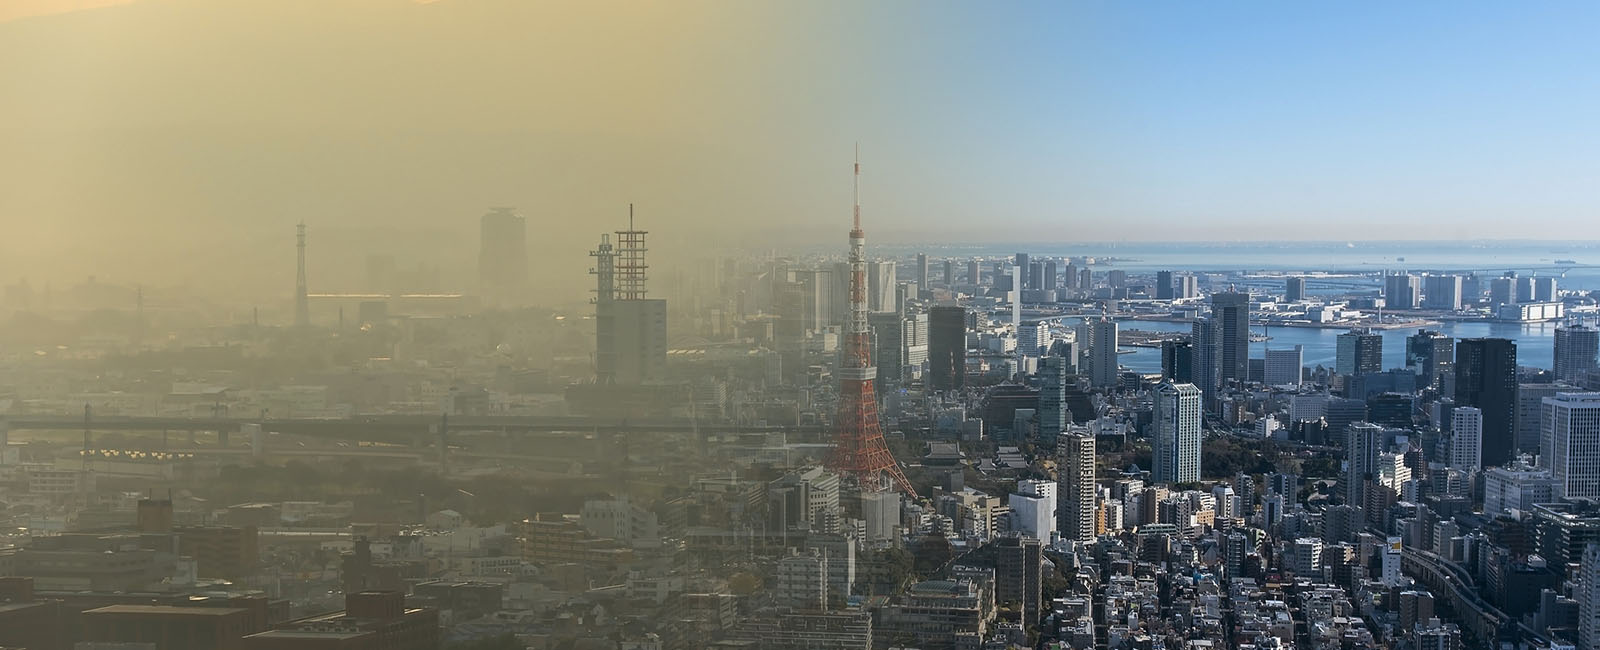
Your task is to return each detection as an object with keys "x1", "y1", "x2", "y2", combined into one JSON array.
[{"x1": 8, "y1": 4, "x2": 1600, "y2": 650}]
